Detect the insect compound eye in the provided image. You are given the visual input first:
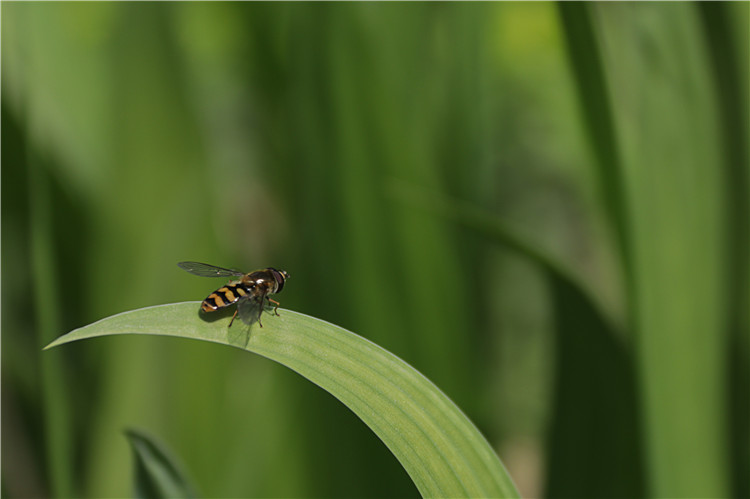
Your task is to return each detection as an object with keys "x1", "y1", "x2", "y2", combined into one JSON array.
[{"x1": 270, "y1": 268, "x2": 286, "y2": 293}]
